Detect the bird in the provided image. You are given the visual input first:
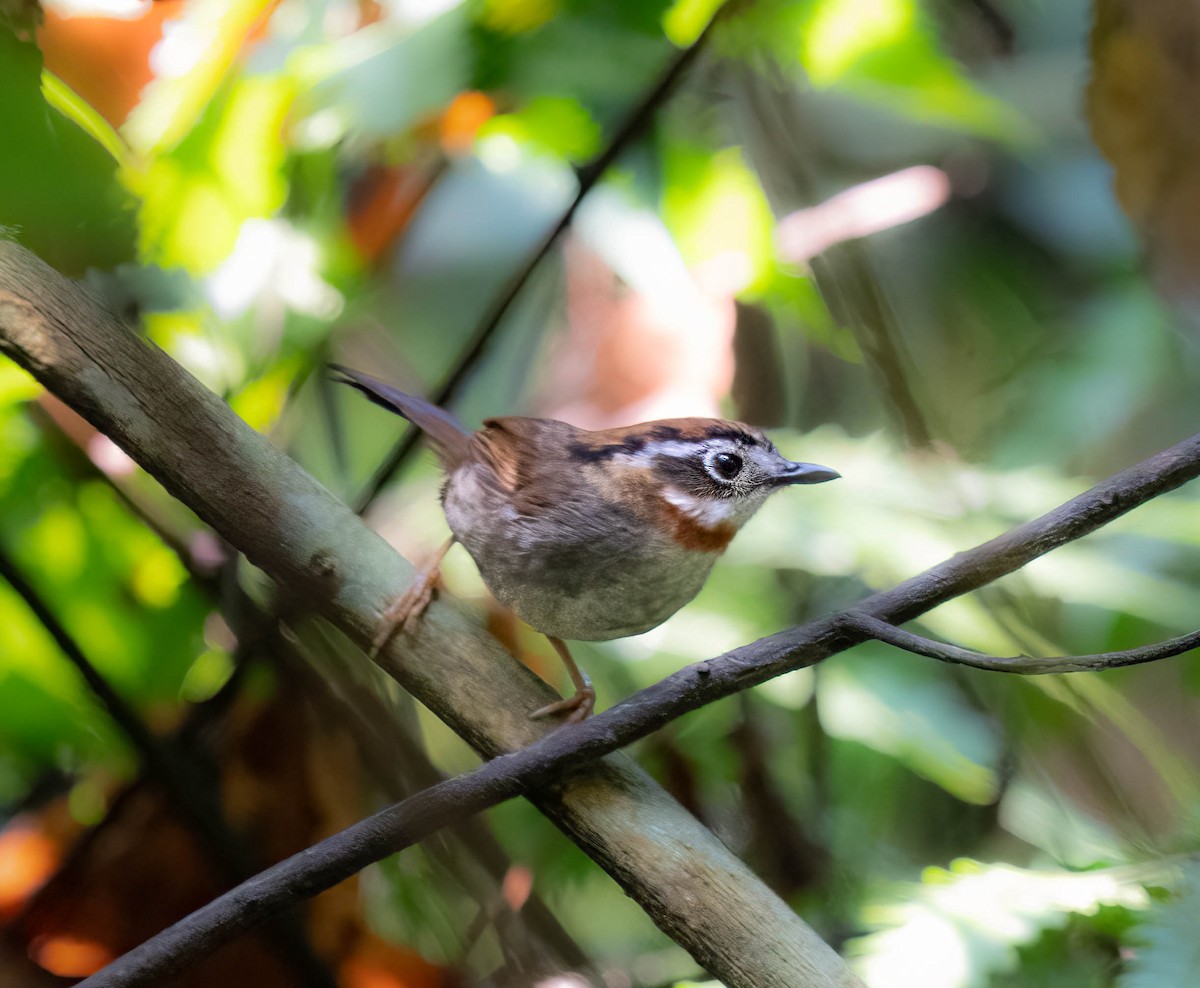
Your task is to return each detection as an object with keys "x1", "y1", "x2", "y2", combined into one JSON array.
[{"x1": 332, "y1": 365, "x2": 840, "y2": 722}]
